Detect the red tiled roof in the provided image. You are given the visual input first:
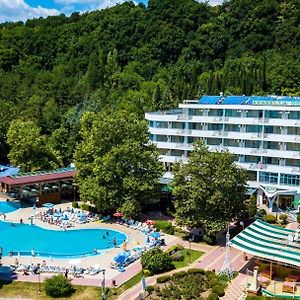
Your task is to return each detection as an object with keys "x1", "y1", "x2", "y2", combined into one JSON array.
[{"x1": 0, "y1": 170, "x2": 77, "y2": 186}]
